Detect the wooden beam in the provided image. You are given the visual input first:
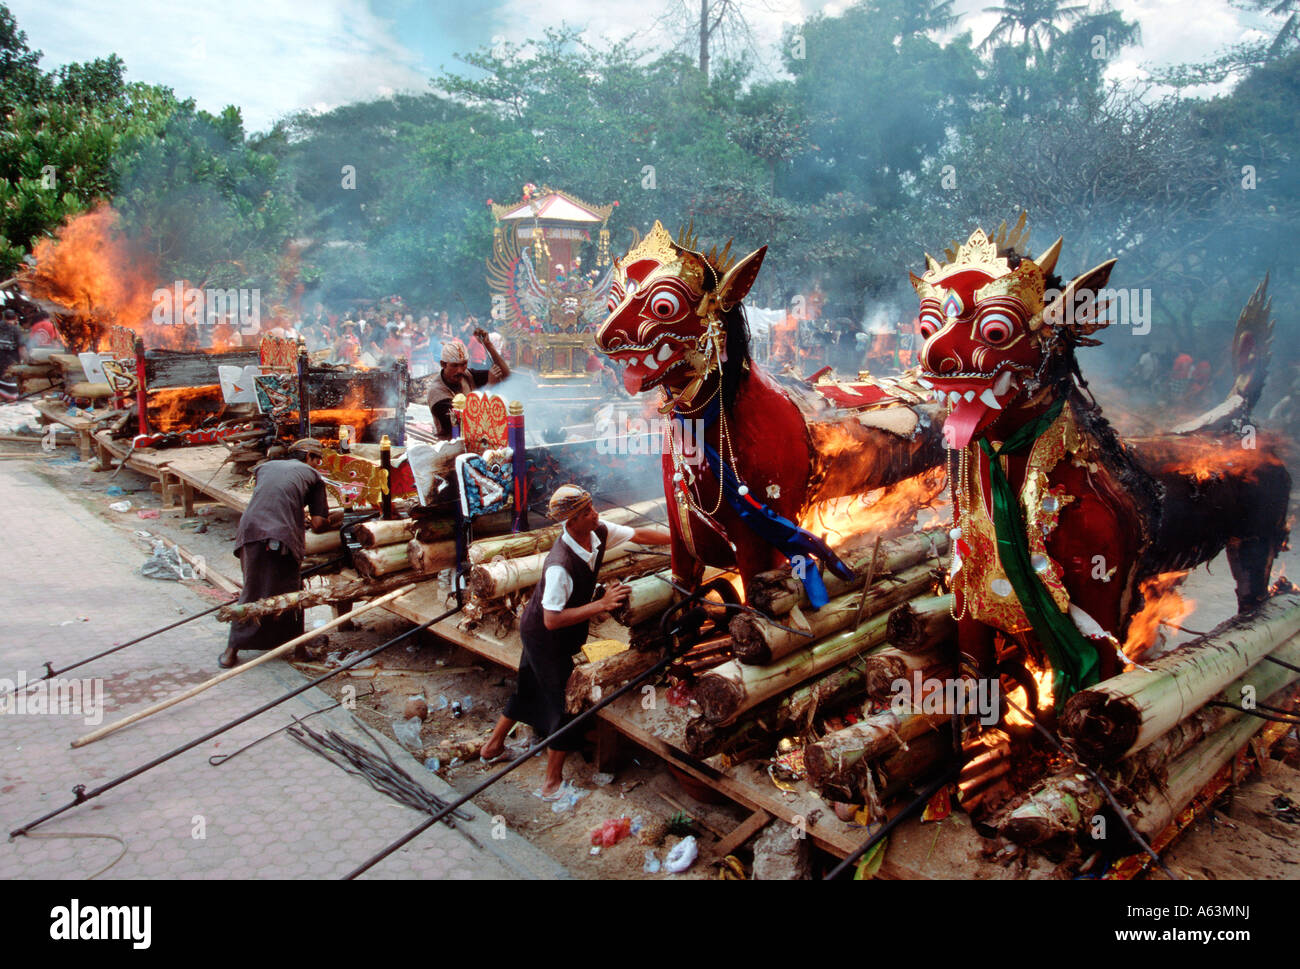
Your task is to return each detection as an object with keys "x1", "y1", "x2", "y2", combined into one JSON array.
[{"x1": 714, "y1": 809, "x2": 772, "y2": 858}]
